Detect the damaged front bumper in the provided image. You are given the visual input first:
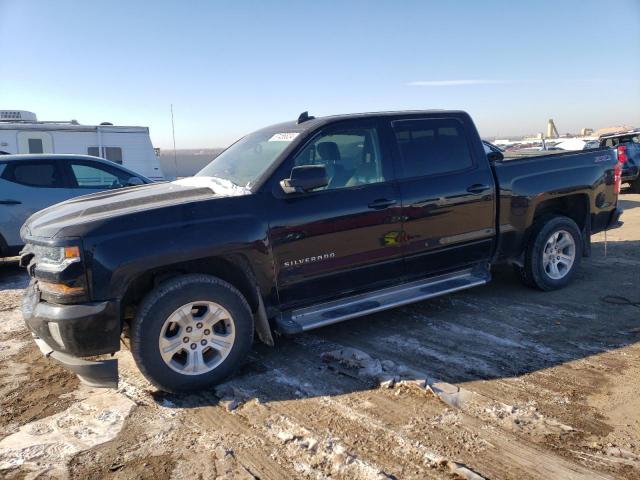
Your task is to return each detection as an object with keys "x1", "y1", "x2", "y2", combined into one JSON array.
[
  {"x1": 33, "y1": 336, "x2": 118, "y2": 388},
  {"x1": 22, "y1": 281, "x2": 120, "y2": 388}
]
